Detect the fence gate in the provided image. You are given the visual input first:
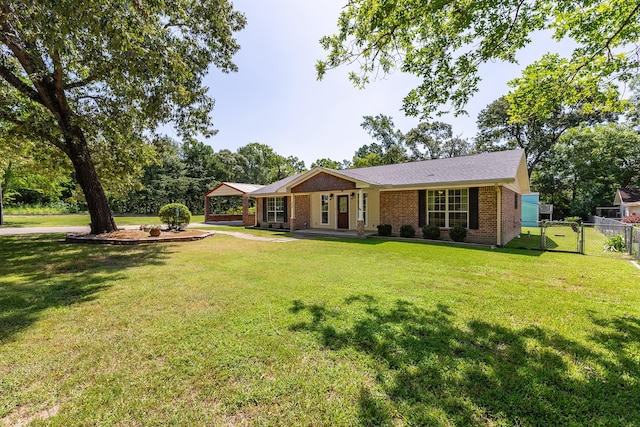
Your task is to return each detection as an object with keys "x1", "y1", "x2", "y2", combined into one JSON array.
[{"x1": 540, "y1": 221, "x2": 584, "y2": 254}]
